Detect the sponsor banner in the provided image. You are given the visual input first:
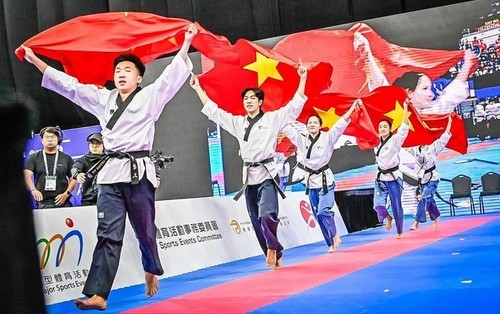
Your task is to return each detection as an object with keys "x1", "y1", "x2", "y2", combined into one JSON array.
[{"x1": 33, "y1": 192, "x2": 347, "y2": 304}]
